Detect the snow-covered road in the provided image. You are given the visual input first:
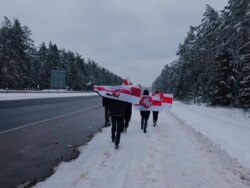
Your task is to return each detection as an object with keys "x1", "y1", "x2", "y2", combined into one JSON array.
[{"x1": 33, "y1": 102, "x2": 250, "y2": 188}]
